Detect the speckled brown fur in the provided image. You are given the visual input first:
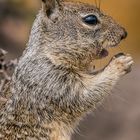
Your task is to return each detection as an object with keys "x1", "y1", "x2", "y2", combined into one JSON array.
[{"x1": 0, "y1": 0, "x2": 133, "y2": 140}]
